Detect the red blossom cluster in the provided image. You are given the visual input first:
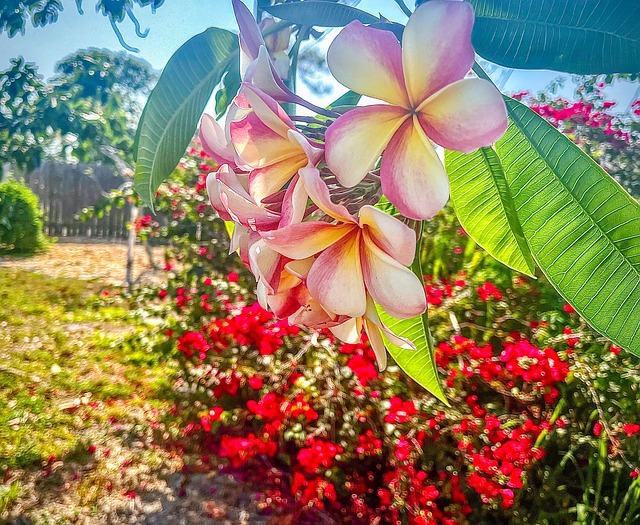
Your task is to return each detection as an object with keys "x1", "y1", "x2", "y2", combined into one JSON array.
[
  {"x1": 423, "y1": 275, "x2": 467, "y2": 306},
  {"x1": 460, "y1": 412, "x2": 546, "y2": 508},
  {"x1": 530, "y1": 99, "x2": 632, "y2": 141},
  {"x1": 437, "y1": 335, "x2": 569, "y2": 403},
  {"x1": 297, "y1": 438, "x2": 343, "y2": 473},
  {"x1": 133, "y1": 213, "x2": 153, "y2": 232},
  {"x1": 218, "y1": 433, "x2": 278, "y2": 467},
  {"x1": 340, "y1": 337, "x2": 379, "y2": 386},
  {"x1": 176, "y1": 330, "x2": 210, "y2": 360},
  {"x1": 385, "y1": 396, "x2": 418, "y2": 424},
  {"x1": 476, "y1": 281, "x2": 504, "y2": 301},
  {"x1": 511, "y1": 88, "x2": 638, "y2": 149},
  {"x1": 208, "y1": 303, "x2": 299, "y2": 355}
]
